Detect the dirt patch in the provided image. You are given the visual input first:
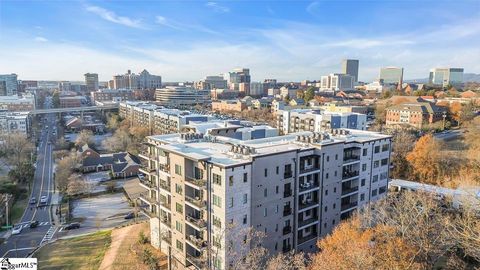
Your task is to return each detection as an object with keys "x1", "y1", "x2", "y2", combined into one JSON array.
[{"x1": 99, "y1": 222, "x2": 167, "y2": 270}]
